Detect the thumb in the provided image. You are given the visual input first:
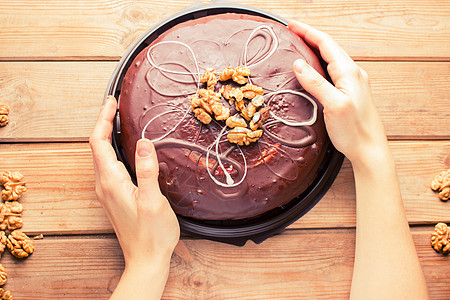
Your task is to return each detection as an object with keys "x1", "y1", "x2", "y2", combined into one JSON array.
[
  {"x1": 293, "y1": 58, "x2": 340, "y2": 108},
  {"x1": 135, "y1": 138, "x2": 161, "y2": 200}
]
